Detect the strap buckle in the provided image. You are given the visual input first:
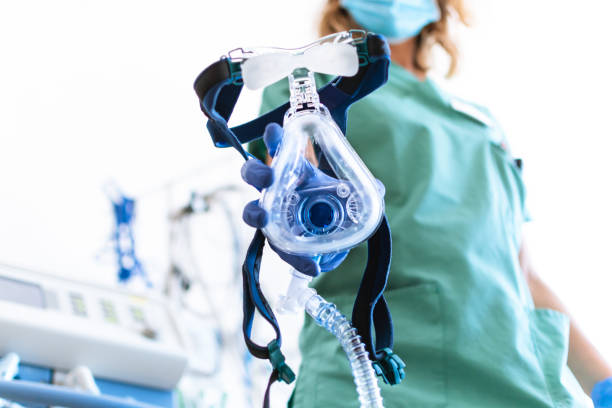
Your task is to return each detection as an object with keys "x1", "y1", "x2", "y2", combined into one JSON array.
[
  {"x1": 227, "y1": 60, "x2": 243, "y2": 86},
  {"x1": 346, "y1": 29, "x2": 368, "y2": 66},
  {"x1": 355, "y1": 39, "x2": 369, "y2": 67},
  {"x1": 267, "y1": 340, "x2": 295, "y2": 384},
  {"x1": 372, "y1": 348, "x2": 406, "y2": 385}
]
